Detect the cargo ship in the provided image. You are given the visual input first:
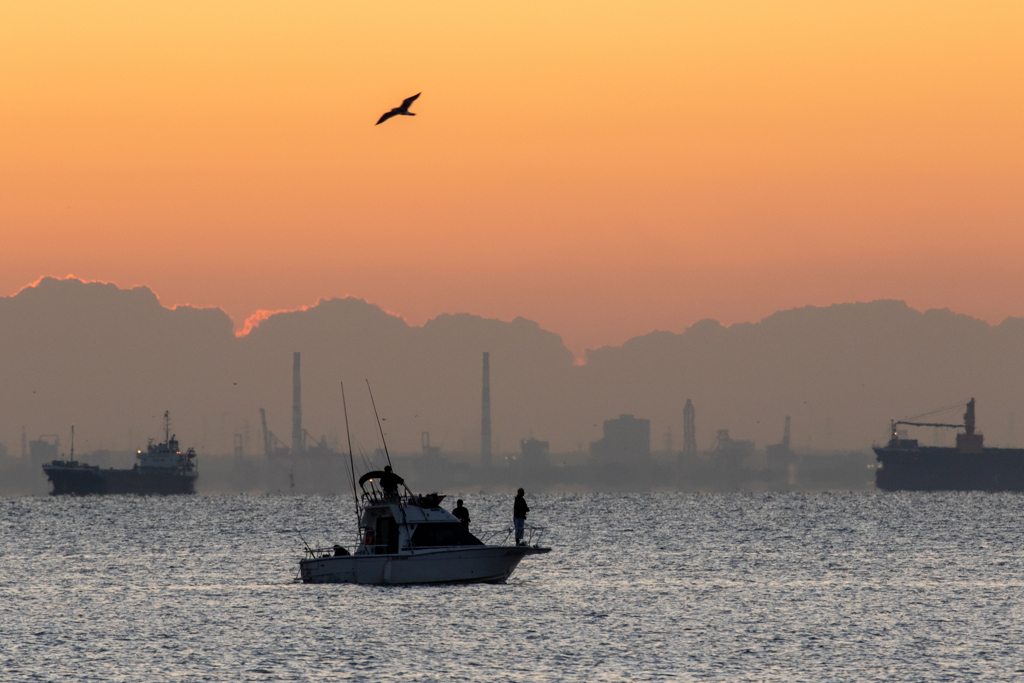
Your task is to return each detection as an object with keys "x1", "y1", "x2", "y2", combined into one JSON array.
[
  {"x1": 43, "y1": 412, "x2": 197, "y2": 495},
  {"x1": 874, "y1": 399, "x2": 1024, "y2": 491}
]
